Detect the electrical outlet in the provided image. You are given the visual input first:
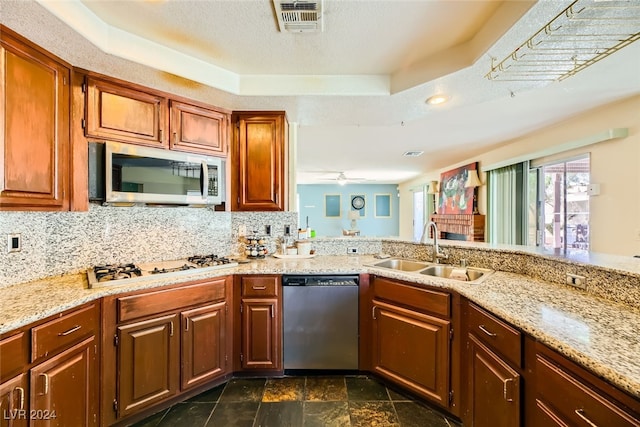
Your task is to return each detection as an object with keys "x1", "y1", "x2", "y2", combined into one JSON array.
[
  {"x1": 347, "y1": 247, "x2": 358, "y2": 254},
  {"x1": 566, "y1": 273, "x2": 586, "y2": 290},
  {"x1": 7, "y1": 233, "x2": 21, "y2": 253},
  {"x1": 265, "y1": 225, "x2": 272, "y2": 236},
  {"x1": 284, "y1": 225, "x2": 291, "y2": 236}
]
